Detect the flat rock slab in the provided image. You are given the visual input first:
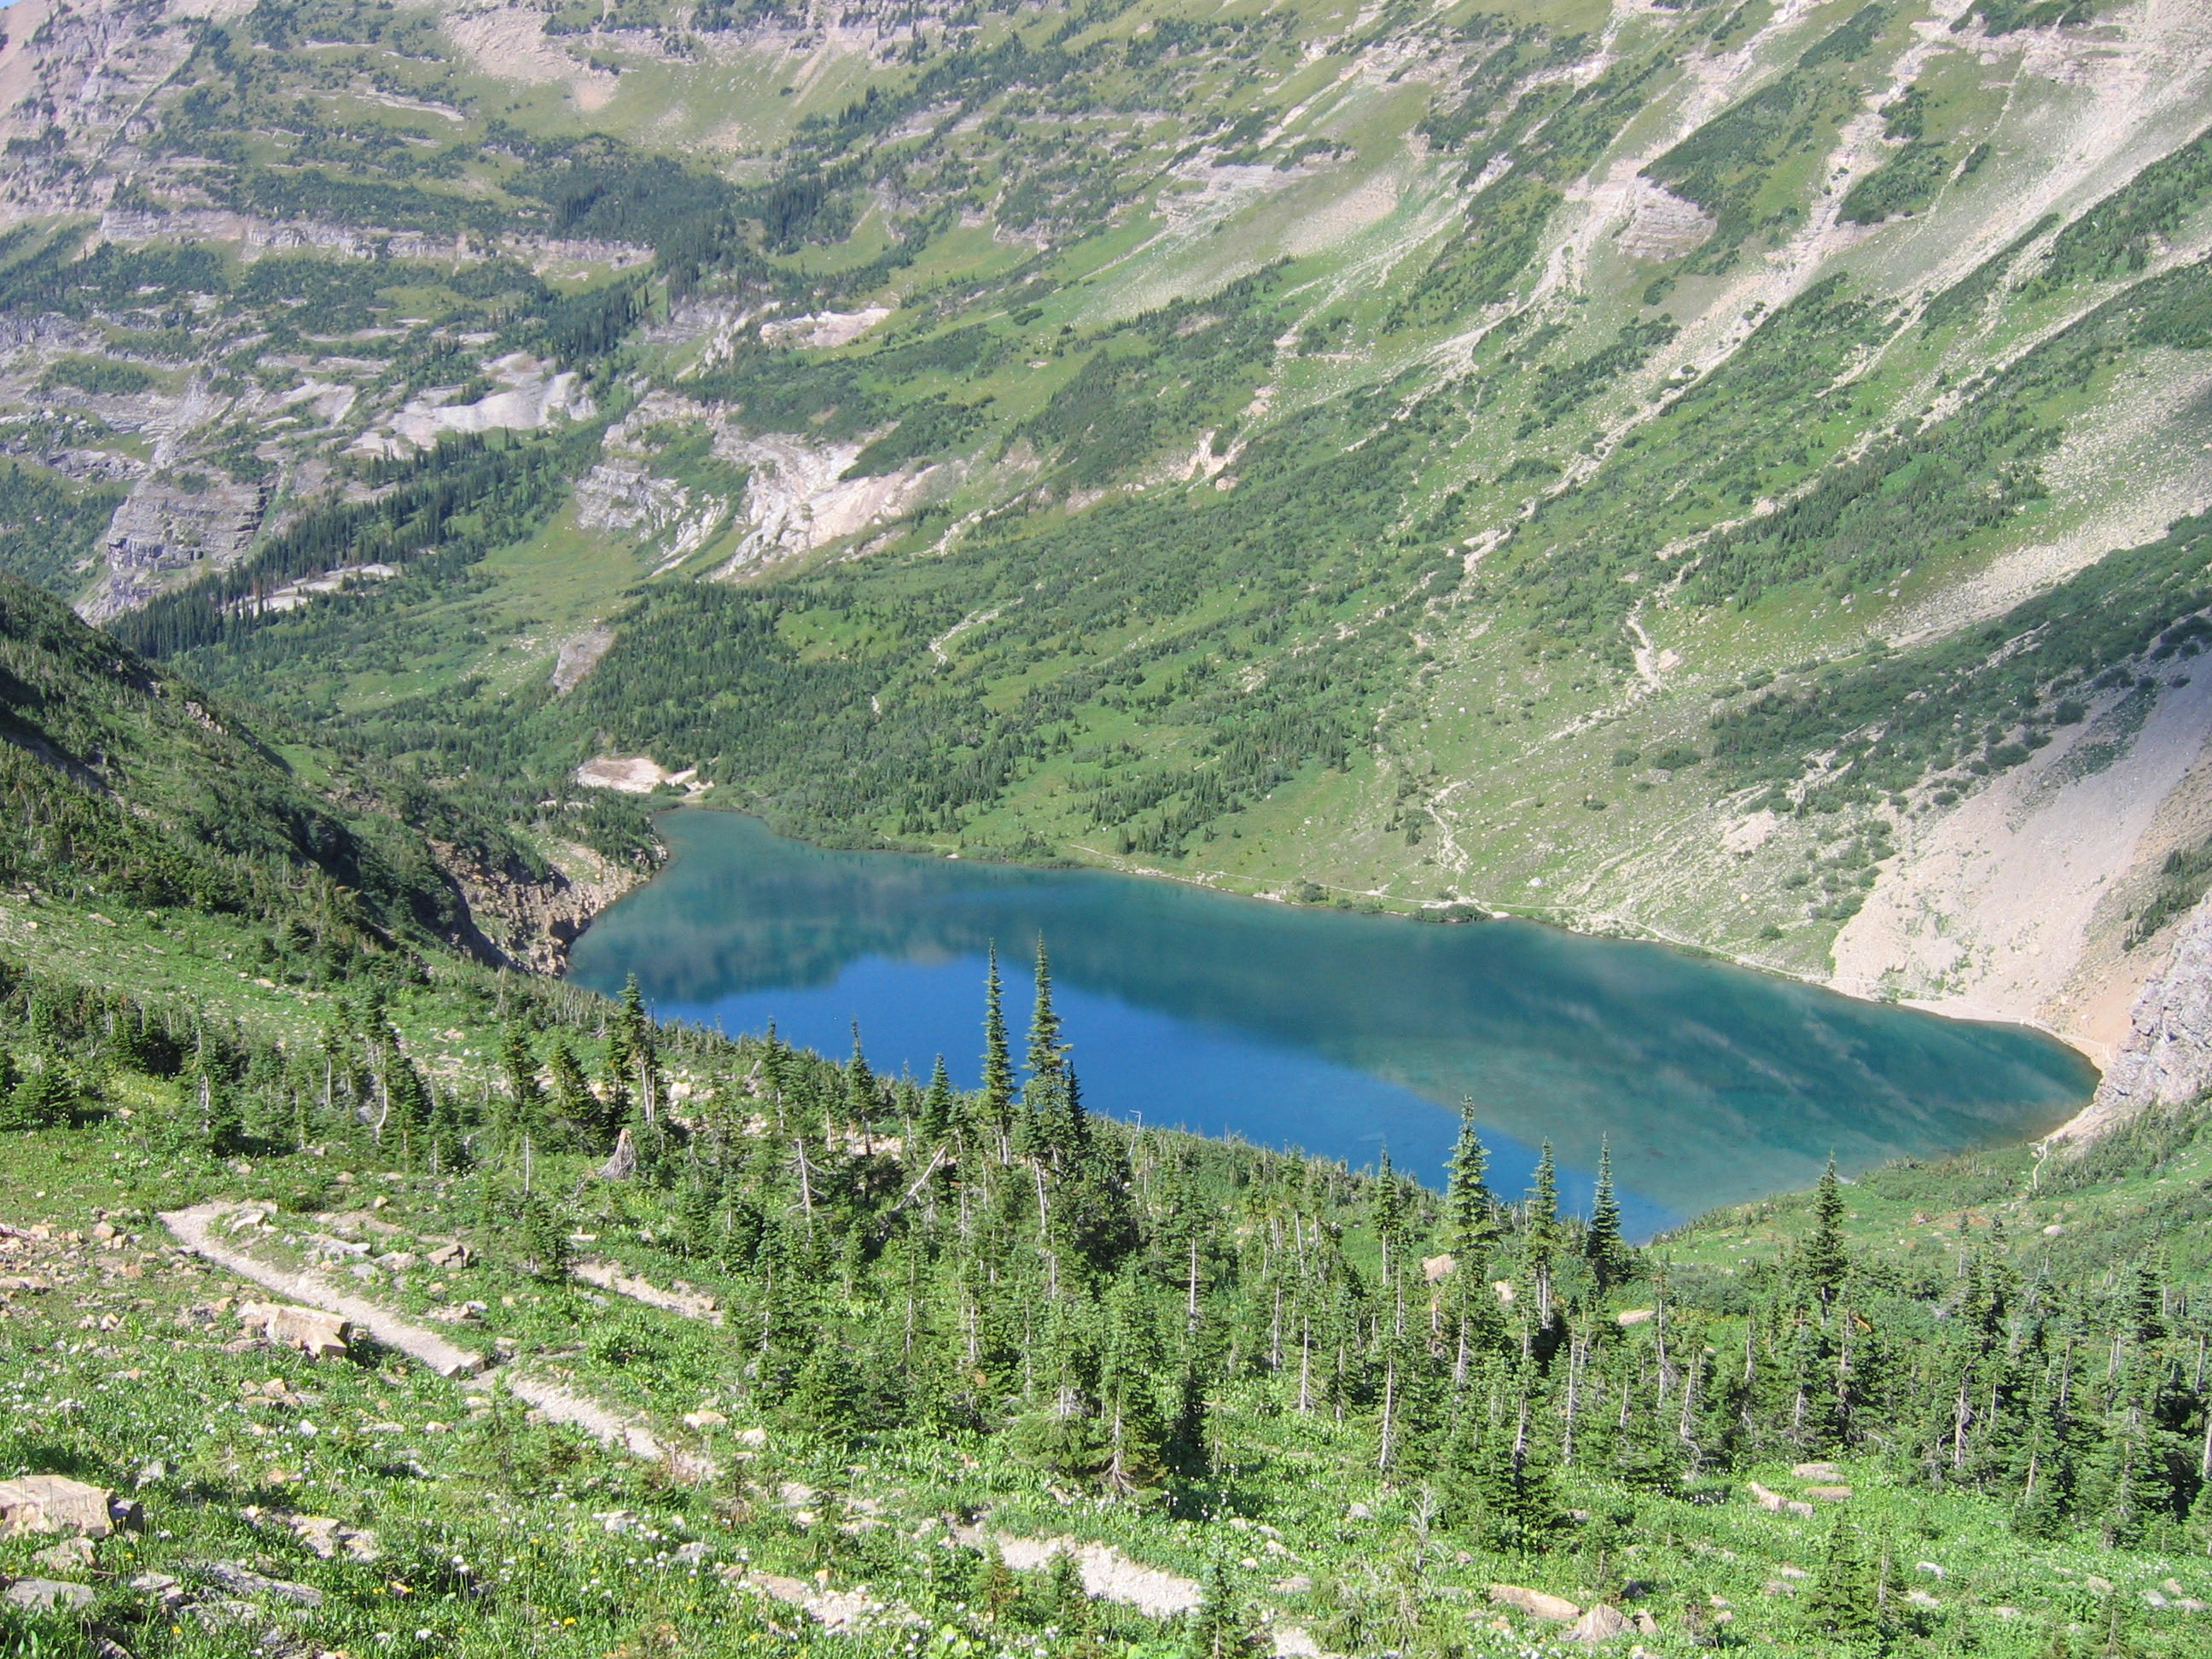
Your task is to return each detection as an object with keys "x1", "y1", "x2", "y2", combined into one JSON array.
[
  {"x1": 4, "y1": 1578, "x2": 94, "y2": 1611},
  {"x1": 238, "y1": 1301, "x2": 350, "y2": 1361},
  {"x1": 1491, "y1": 1584, "x2": 1581, "y2": 1622},
  {"x1": 0, "y1": 1476, "x2": 115, "y2": 1538}
]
